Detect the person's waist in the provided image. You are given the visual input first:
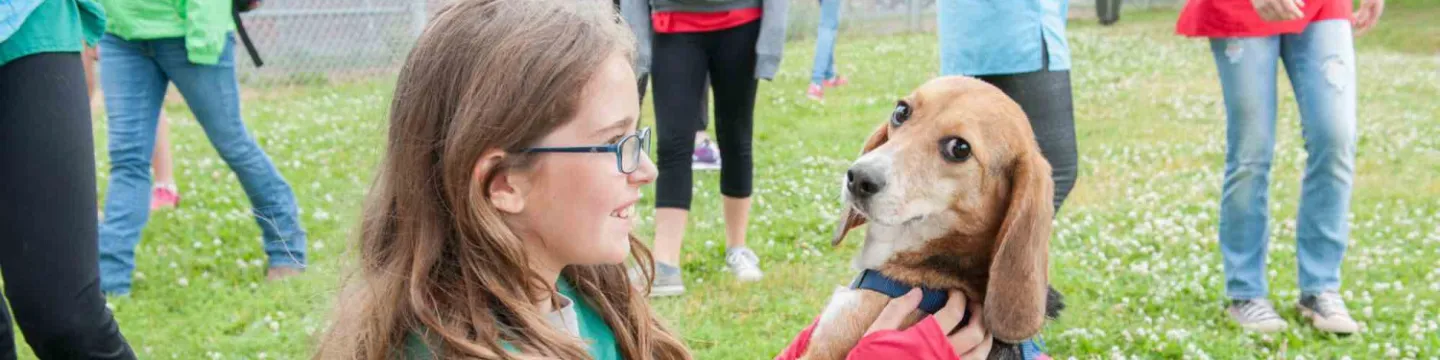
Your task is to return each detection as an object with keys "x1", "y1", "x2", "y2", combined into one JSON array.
[{"x1": 649, "y1": 0, "x2": 761, "y2": 13}]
